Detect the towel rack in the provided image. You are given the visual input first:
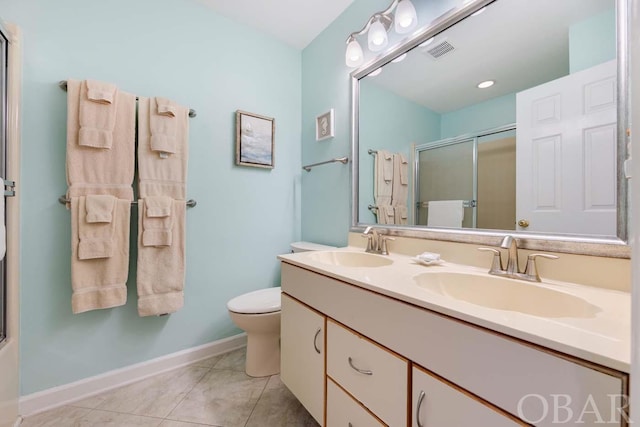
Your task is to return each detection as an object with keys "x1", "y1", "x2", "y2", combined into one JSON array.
[
  {"x1": 58, "y1": 196, "x2": 197, "y2": 208},
  {"x1": 3, "y1": 179, "x2": 15, "y2": 197},
  {"x1": 368, "y1": 149, "x2": 378, "y2": 155},
  {"x1": 368, "y1": 204, "x2": 378, "y2": 211},
  {"x1": 302, "y1": 156, "x2": 349, "y2": 172},
  {"x1": 416, "y1": 200, "x2": 477, "y2": 208},
  {"x1": 59, "y1": 81, "x2": 197, "y2": 118}
]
